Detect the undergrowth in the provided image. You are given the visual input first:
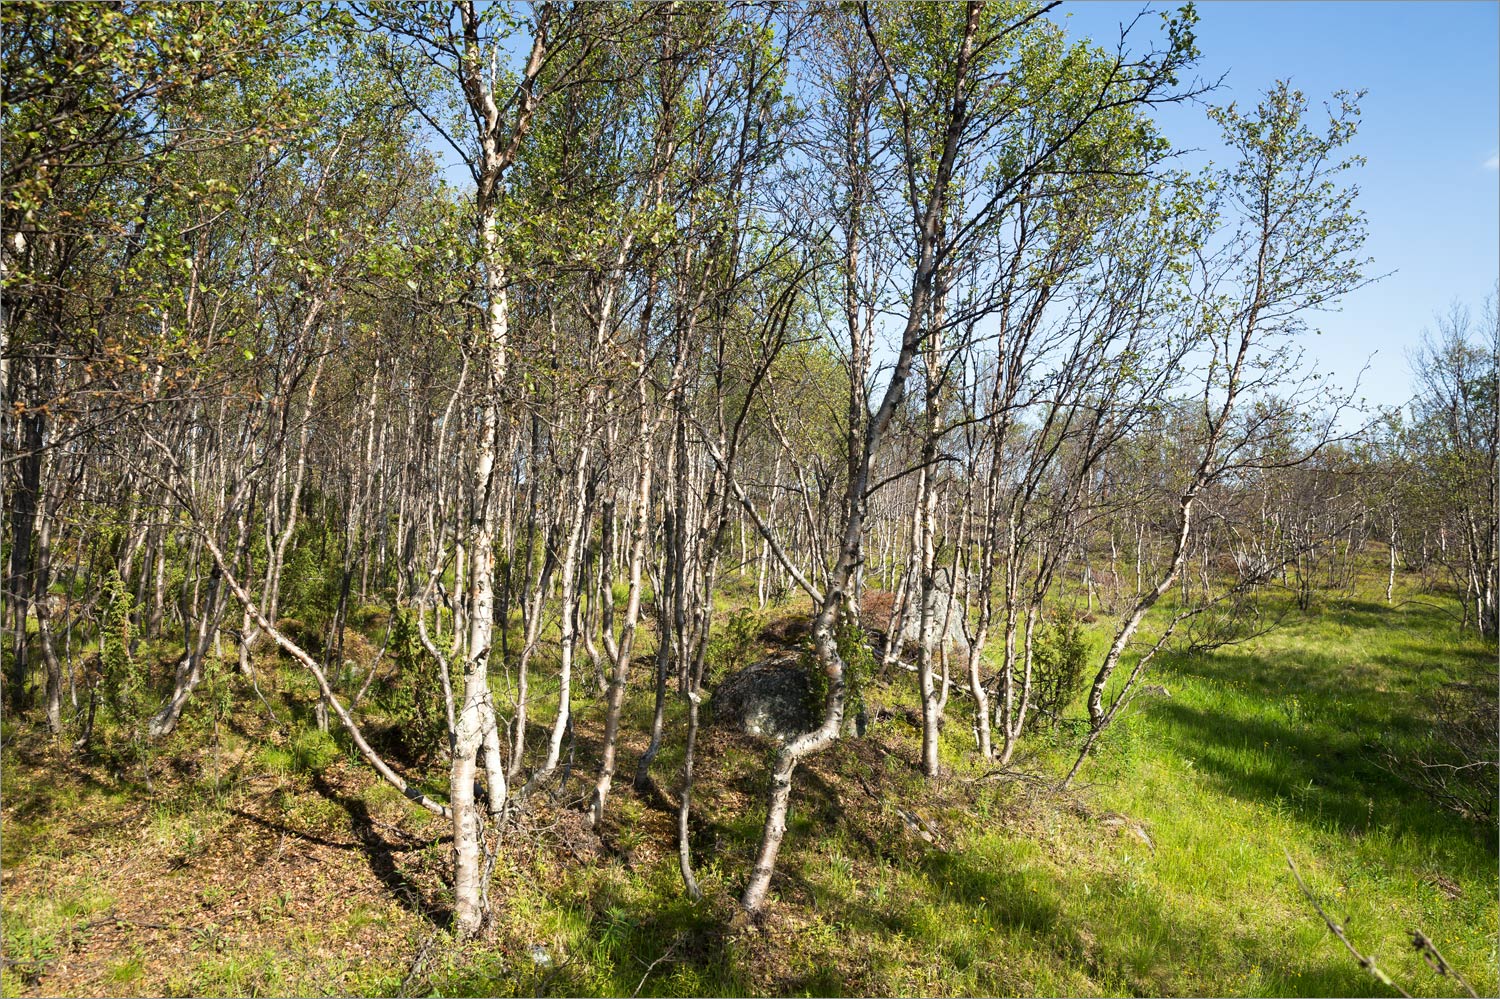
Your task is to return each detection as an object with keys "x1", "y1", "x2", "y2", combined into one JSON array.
[{"x1": 2, "y1": 578, "x2": 1495, "y2": 997}]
